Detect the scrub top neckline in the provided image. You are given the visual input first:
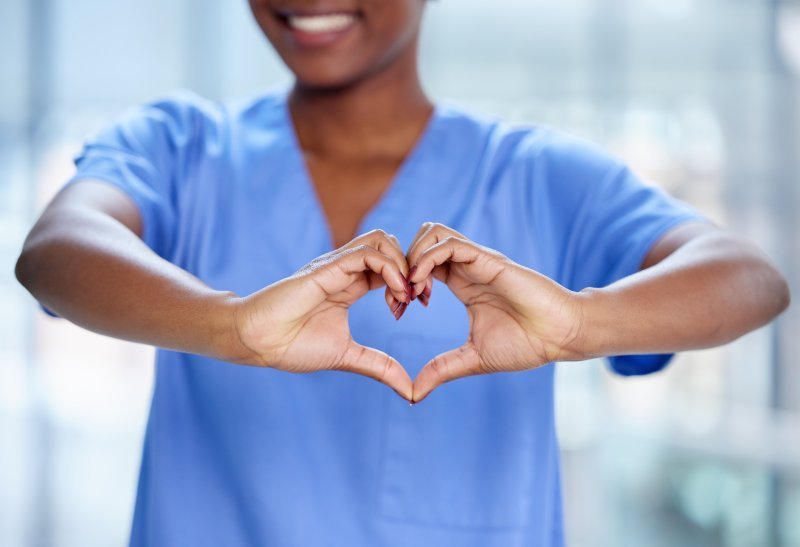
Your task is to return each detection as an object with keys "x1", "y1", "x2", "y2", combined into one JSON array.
[{"x1": 278, "y1": 90, "x2": 445, "y2": 252}]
